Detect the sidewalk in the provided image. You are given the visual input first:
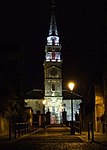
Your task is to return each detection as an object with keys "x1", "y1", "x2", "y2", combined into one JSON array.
[
  {"x1": 79, "y1": 131, "x2": 107, "y2": 145},
  {"x1": 93, "y1": 132, "x2": 107, "y2": 145},
  {"x1": 0, "y1": 127, "x2": 41, "y2": 143},
  {"x1": 0, "y1": 128, "x2": 107, "y2": 145},
  {"x1": 0, "y1": 127, "x2": 107, "y2": 150}
]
